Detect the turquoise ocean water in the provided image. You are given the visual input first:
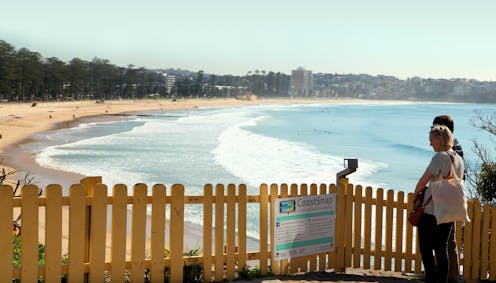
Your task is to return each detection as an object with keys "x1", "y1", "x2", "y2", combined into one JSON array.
[{"x1": 31, "y1": 101, "x2": 495, "y2": 238}]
